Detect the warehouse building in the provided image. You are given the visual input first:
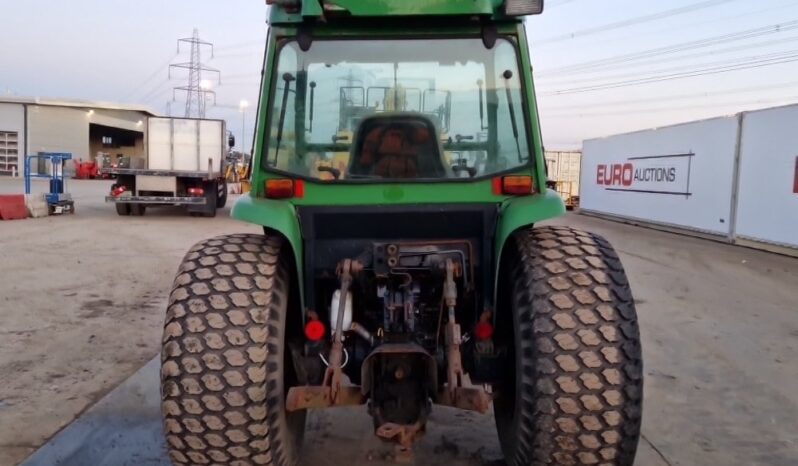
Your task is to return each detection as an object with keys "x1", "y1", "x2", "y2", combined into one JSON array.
[{"x1": 0, "y1": 97, "x2": 157, "y2": 176}]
